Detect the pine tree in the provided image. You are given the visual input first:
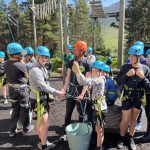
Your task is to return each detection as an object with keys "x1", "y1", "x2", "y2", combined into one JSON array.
[
  {"x1": 125, "y1": 0, "x2": 150, "y2": 47},
  {"x1": 68, "y1": 0, "x2": 104, "y2": 50},
  {"x1": 0, "y1": 0, "x2": 9, "y2": 51}
]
